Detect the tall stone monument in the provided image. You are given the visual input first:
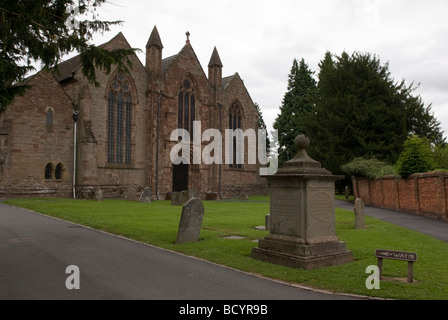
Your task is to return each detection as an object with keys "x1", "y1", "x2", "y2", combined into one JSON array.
[{"x1": 251, "y1": 135, "x2": 353, "y2": 269}]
